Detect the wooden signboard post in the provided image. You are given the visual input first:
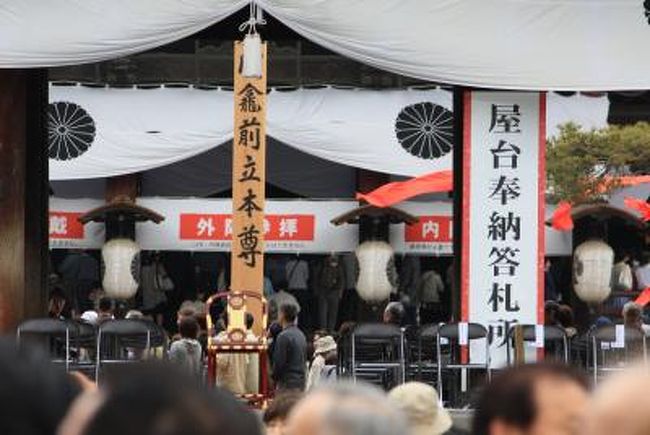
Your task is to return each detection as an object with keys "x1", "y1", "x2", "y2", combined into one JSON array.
[{"x1": 229, "y1": 40, "x2": 267, "y2": 339}]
